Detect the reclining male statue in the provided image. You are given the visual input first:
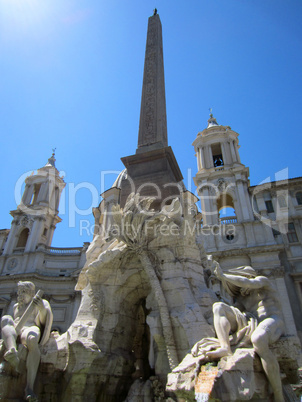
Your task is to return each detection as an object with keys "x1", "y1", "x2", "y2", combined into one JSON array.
[
  {"x1": 0, "y1": 281, "x2": 53, "y2": 401},
  {"x1": 192, "y1": 263, "x2": 285, "y2": 402}
]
